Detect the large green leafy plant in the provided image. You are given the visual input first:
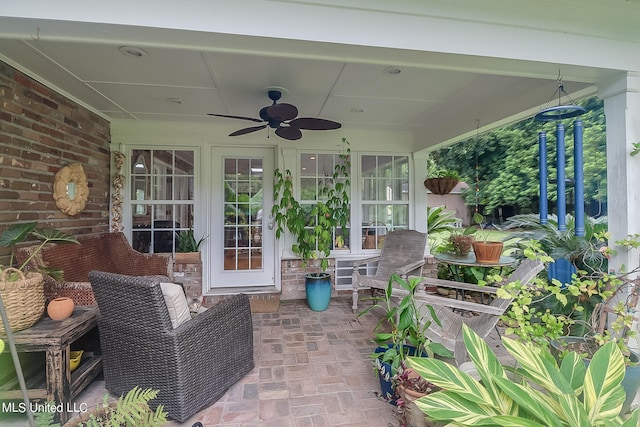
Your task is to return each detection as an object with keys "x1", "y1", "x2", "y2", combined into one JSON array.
[
  {"x1": 271, "y1": 138, "x2": 350, "y2": 271},
  {"x1": 407, "y1": 324, "x2": 639, "y2": 426},
  {"x1": 357, "y1": 274, "x2": 451, "y2": 375},
  {"x1": 499, "y1": 232, "x2": 640, "y2": 361},
  {"x1": 0, "y1": 222, "x2": 79, "y2": 281}
]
